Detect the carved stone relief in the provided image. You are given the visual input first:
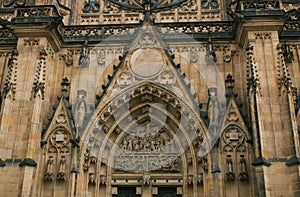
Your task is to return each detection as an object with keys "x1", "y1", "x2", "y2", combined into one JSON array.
[
  {"x1": 112, "y1": 123, "x2": 182, "y2": 173},
  {"x1": 222, "y1": 126, "x2": 249, "y2": 182},
  {"x1": 79, "y1": 40, "x2": 90, "y2": 67},
  {"x1": 74, "y1": 90, "x2": 87, "y2": 130},
  {"x1": 44, "y1": 129, "x2": 71, "y2": 182},
  {"x1": 3, "y1": 0, "x2": 26, "y2": 7},
  {"x1": 82, "y1": 0, "x2": 100, "y2": 13},
  {"x1": 23, "y1": 38, "x2": 39, "y2": 47},
  {"x1": 44, "y1": 156, "x2": 54, "y2": 181},
  {"x1": 223, "y1": 127, "x2": 245, "y2": 149}
]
